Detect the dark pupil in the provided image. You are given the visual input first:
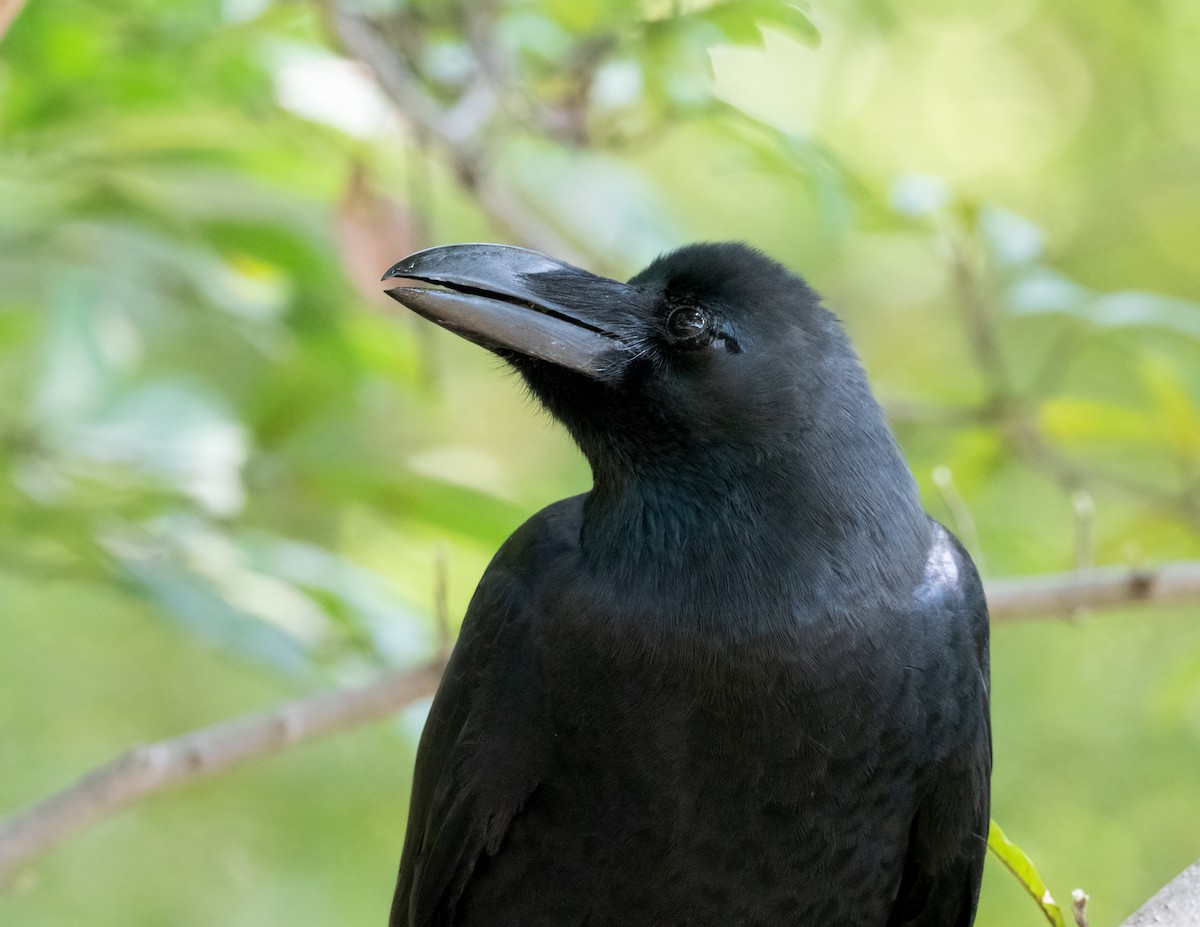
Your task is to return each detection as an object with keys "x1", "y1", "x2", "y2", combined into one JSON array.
[{"x1": 667, "y1": 306, "x2": 707, "y2": 339}]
